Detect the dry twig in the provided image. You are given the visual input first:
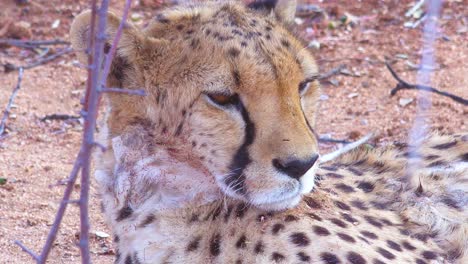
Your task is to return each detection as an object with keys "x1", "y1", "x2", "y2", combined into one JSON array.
[
  {"x1": 0, "y1": 67, "x2": 24, "y2": 136},
  {"x1": 319, "y1": 64, "x2": 346, "y2": 80},
  {"x1": 4, "y1": 47, "x2": 73, "y2": 72},
  {"x1": 40, "y1": 114, "x2": 81, "y2": 122},
  {"x1": 386, "y1": 61, "x2": 468, "y2": 106},
  {"x1": 15, "y1": 1, "x2": 137, "y2": 263},
  {"x1": 0, "y1": 38, "x2": 70, "y2": 48},
  {"x1": 100, "y1": 87, "x2": 146, "y2": 96},
  {"x1": 318, "y1": 136, "x2": 351, "y2": 145}
]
